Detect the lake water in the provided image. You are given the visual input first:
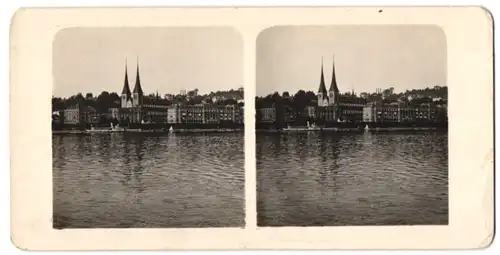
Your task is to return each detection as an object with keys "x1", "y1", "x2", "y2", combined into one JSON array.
[
  {"x1": 257, "y1": 131, "x2": 448, "y2": 226},
  {"x1": 53, "y1": 133, "x2": 245, "y2": 228}
]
